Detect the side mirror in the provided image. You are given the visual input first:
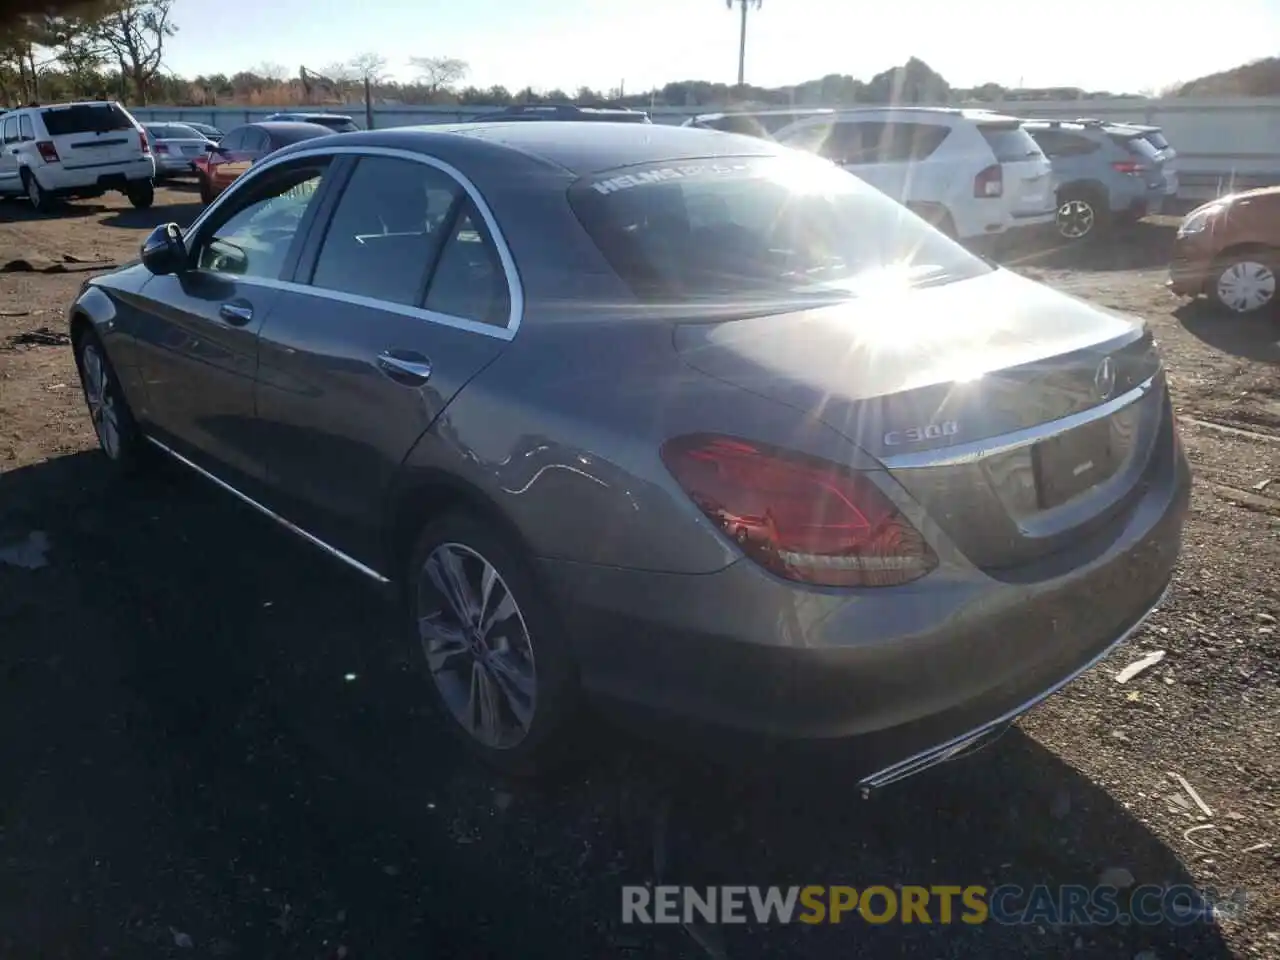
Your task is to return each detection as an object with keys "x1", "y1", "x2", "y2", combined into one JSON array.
[{"x1": 140, "y1": 223, "x2": 186, "y2": 276}]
